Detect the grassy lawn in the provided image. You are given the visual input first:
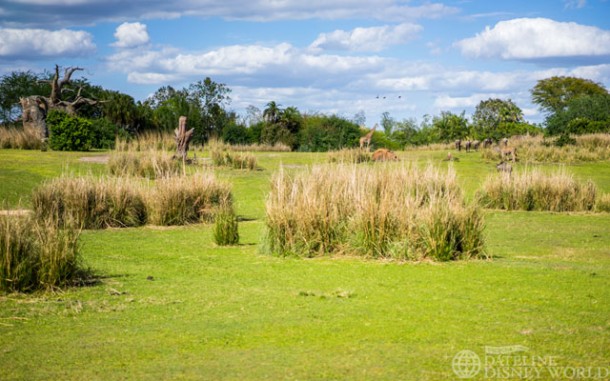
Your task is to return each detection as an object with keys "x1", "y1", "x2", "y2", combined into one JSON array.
[{"x1": 1, "y1": 148, "x2": 609, "y2": 380}]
